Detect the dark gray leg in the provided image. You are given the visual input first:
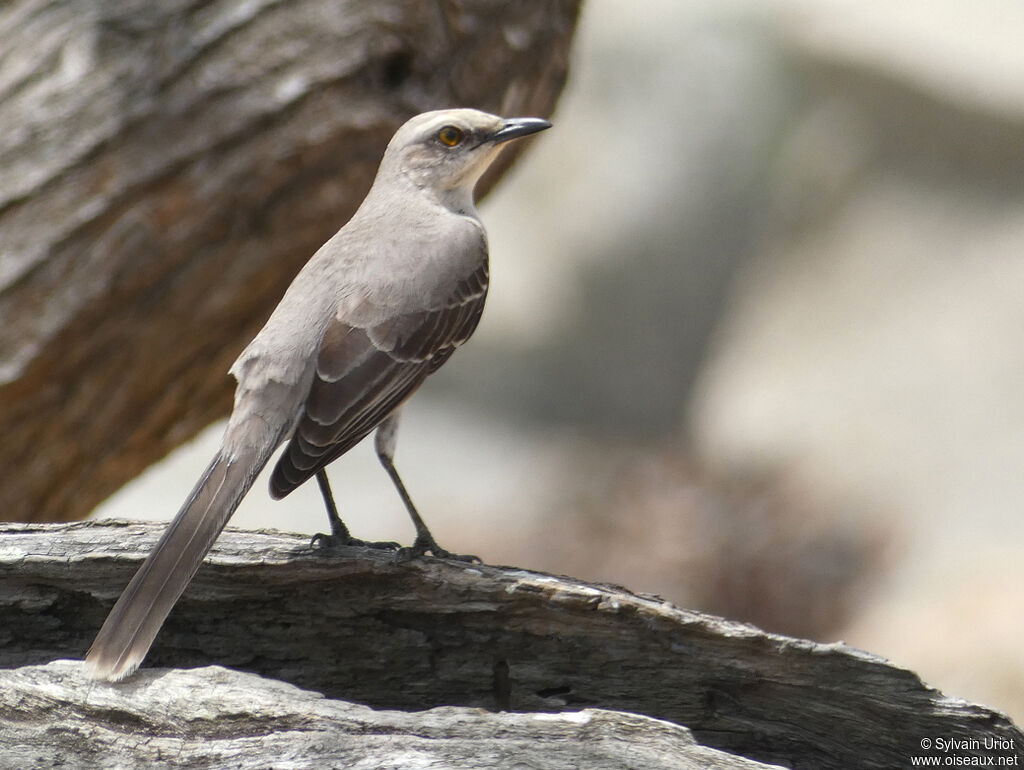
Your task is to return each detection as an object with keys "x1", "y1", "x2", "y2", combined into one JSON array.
[
  {"x1": 375, "y1": 413, "x2": 479, "y2": 562},
  {"x1": 310, "y1": 468, "x2": 399, "y2": 551}
]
